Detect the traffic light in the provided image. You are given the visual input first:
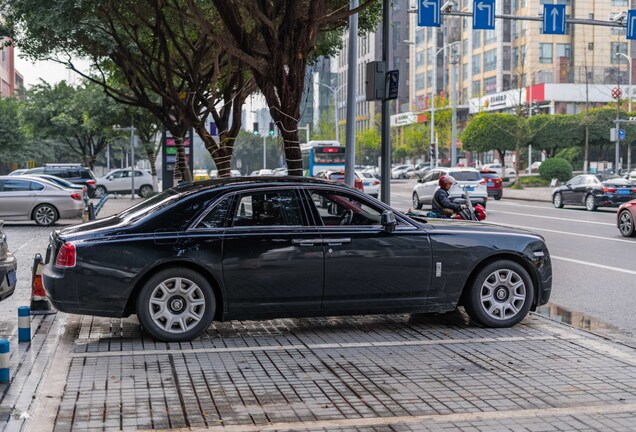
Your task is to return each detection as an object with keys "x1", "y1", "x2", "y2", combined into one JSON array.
[
  {"x1": 269, "y1": 122, "x2": 275, "y2": 136},
  {"x1": 253, "y1": 122, "x2": 259, "y2": 135},
  {"x1": 430, "y1": 143, "x2": 436, "y2": 159}
]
